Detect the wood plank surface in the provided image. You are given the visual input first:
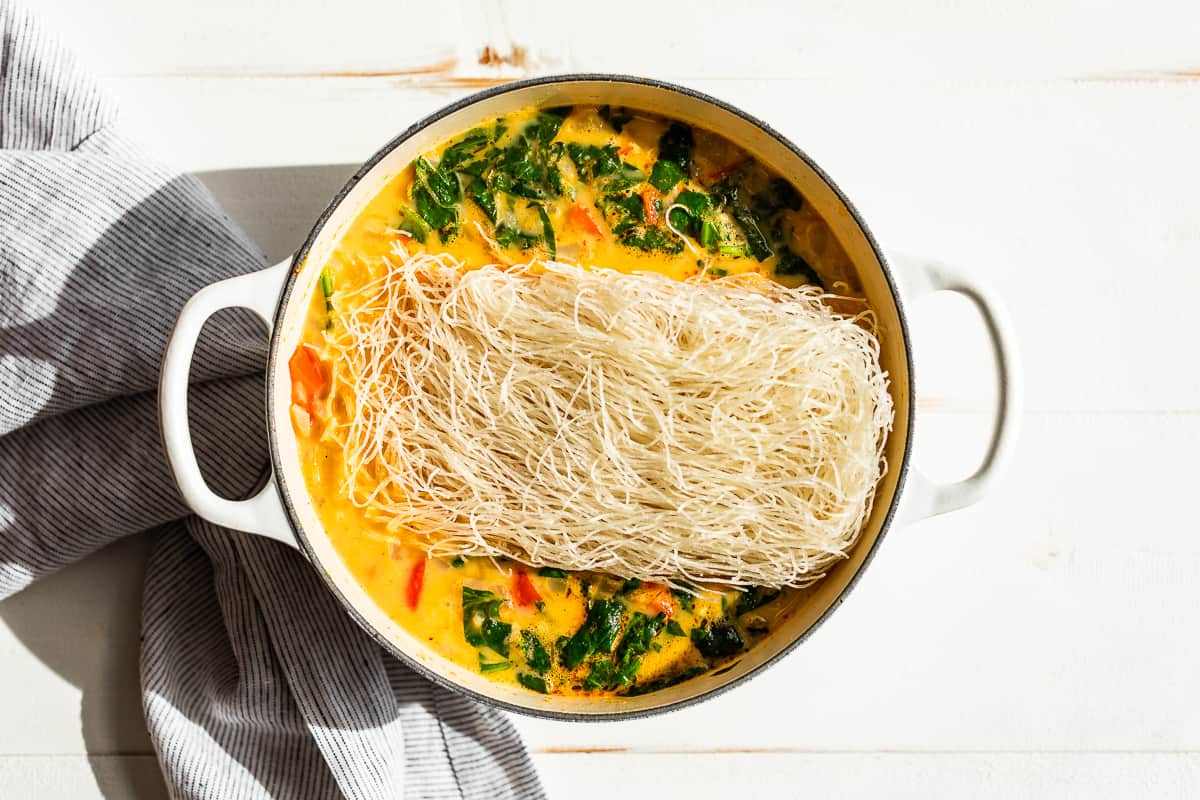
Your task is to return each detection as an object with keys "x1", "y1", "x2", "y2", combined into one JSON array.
[{"x1": 3, "y1": 0, "x2": 1198, "y2": 796}]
